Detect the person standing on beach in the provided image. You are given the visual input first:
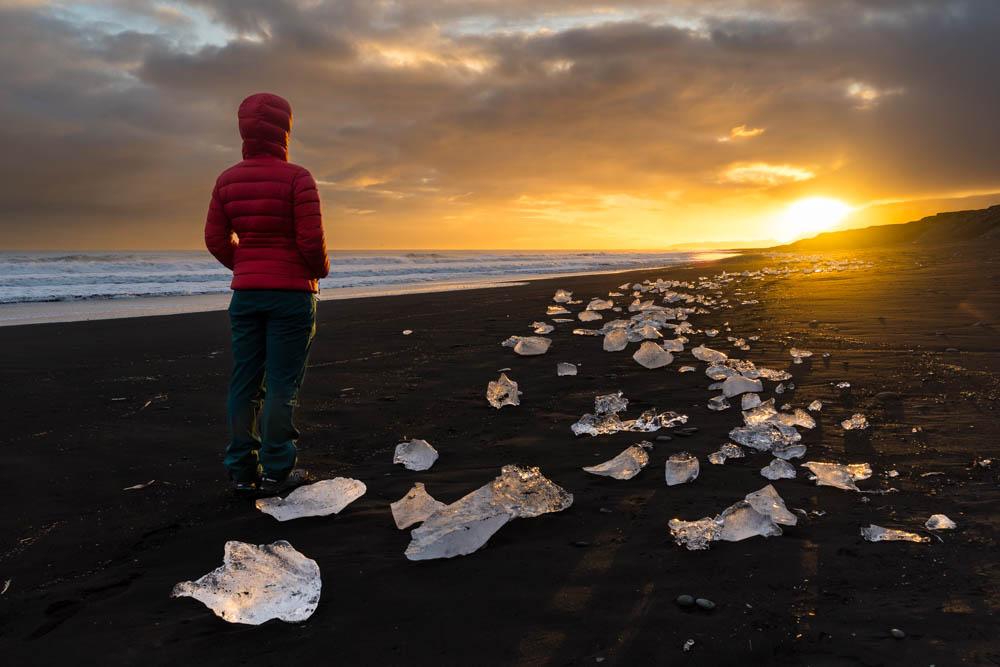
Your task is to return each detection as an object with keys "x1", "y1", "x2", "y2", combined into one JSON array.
[{"x1": 205, "y1": 92, "x2": 329, "y2": 496}]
